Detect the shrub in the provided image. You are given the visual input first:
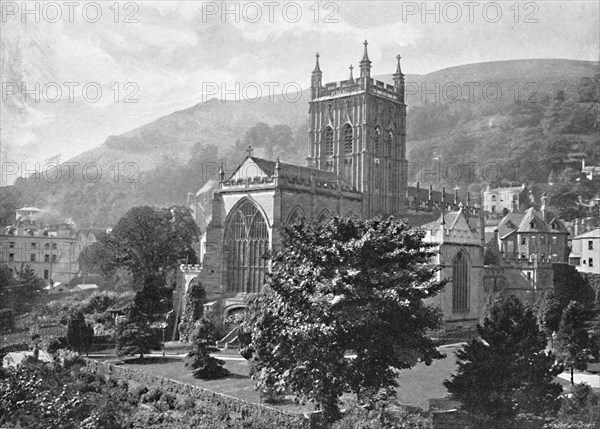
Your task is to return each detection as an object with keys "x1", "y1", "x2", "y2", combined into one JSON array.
[
  {"x1": 141, "y1": 388, "x2": 163, "y2": 403},
  {"x1": 132, "y1": 385, "x2": 149, "y2": 398}
]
